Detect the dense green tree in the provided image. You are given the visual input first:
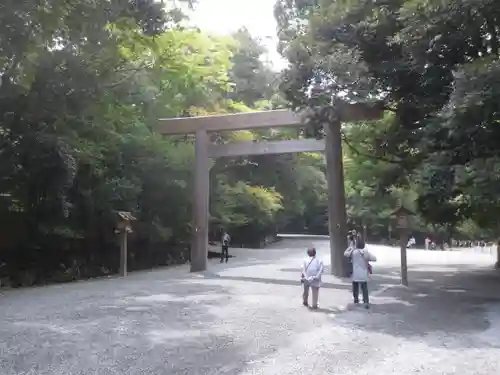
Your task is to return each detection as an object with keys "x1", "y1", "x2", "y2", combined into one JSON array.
[
  {"x1": 275, "y1": 0, "x2": 500, "y2": 252},
  {"x1": 227, "y1": 28, "x2": 279, "y2": 107},
  {"x1": 0, "y1": 0, "x2": 336, "y2": 286},
  {"x1": 0, "y1": 0, "x2": 240, "y2": 285}
]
